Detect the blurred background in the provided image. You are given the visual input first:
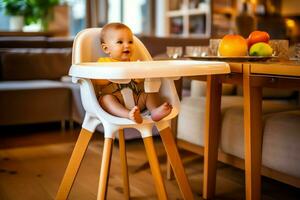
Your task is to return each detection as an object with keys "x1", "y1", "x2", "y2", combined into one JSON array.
[{"x1": 0, "y1": 0, "x2": 299, "y2": 43}]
